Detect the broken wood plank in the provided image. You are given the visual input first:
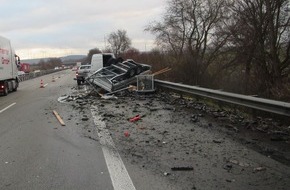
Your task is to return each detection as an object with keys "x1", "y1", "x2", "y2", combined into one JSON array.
[
  {"x1": 53, "y1": 110, "x2": 66, "y2": 126},
  {"x1": 153, "y1": 67, "x2": 172, "y2": 76}
]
